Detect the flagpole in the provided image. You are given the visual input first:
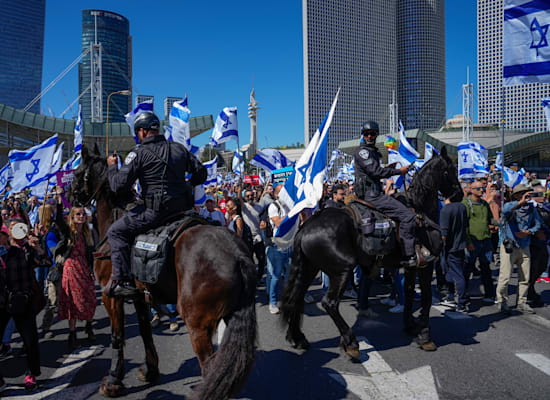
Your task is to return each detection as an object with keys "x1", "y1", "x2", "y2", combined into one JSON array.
[{"x1": 500, "y1": 85, "x2": 505, "y2": 214}]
